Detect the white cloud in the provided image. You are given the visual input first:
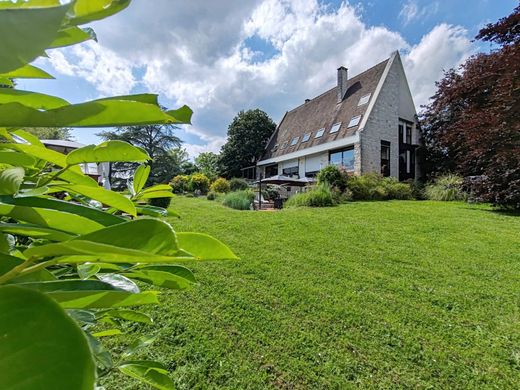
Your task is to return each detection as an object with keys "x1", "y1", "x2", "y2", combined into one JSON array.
[
  {"x1": 47, "y1": 0, "x2": 473, "y2": 158},
  {"x1": 399, "y1": 0, "x2": 439, "y2": 26}
]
